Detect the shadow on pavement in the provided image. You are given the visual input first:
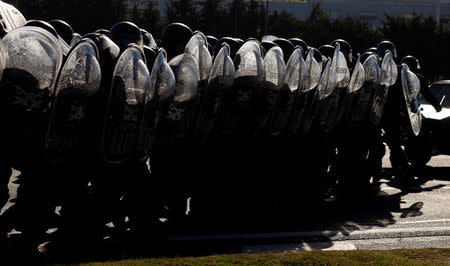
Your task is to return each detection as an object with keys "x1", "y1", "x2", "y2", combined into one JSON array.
[{"x1": 2, "y1": 164, "x2": 449, "y2": 264}]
